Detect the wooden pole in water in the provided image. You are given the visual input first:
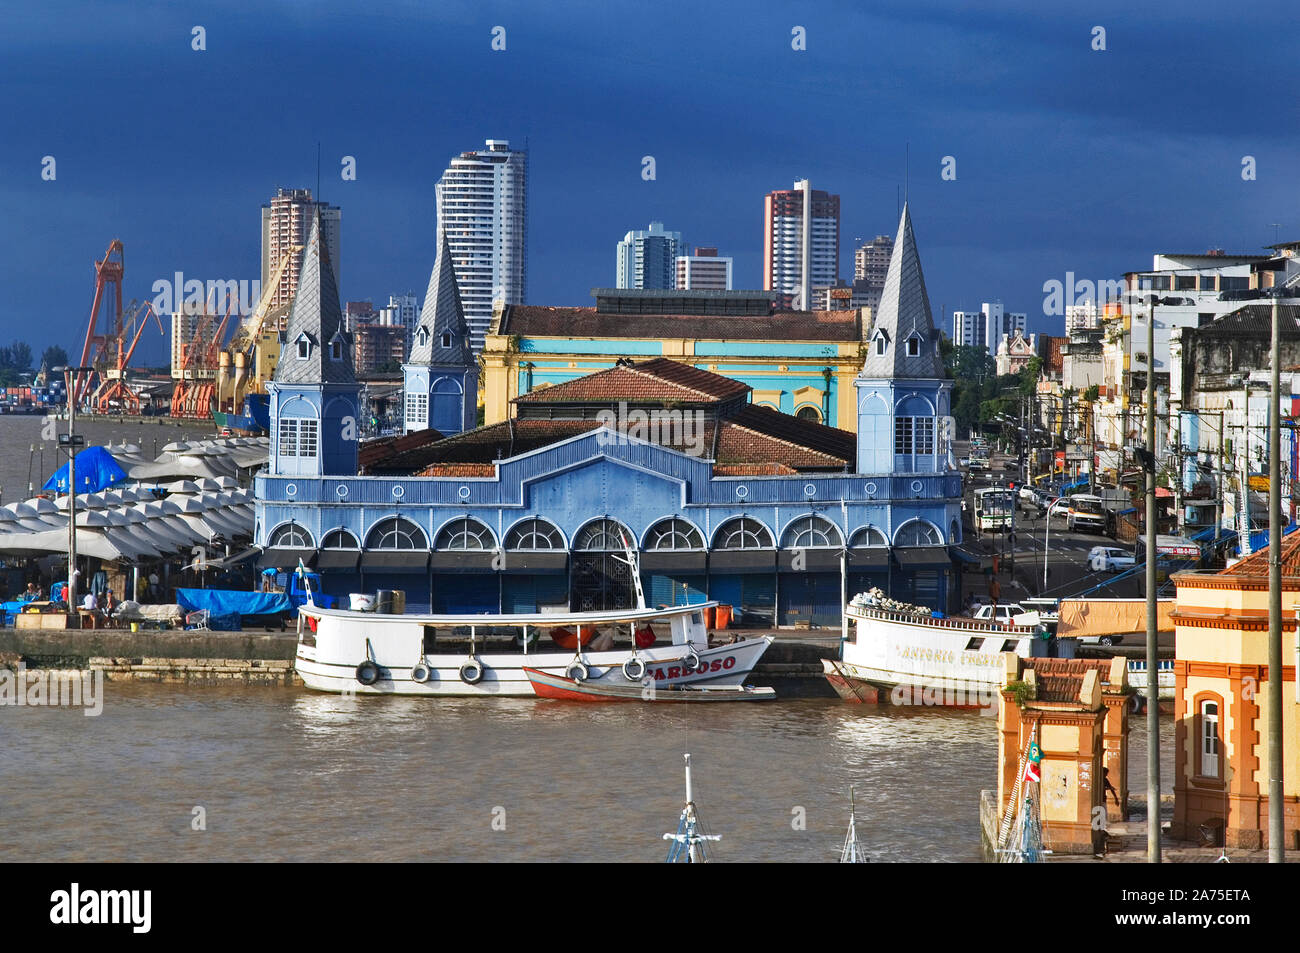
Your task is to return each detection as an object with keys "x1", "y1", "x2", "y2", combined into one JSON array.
[{"x1": 1268, "y1": 295, "x2": 1285, "y2": 862}]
